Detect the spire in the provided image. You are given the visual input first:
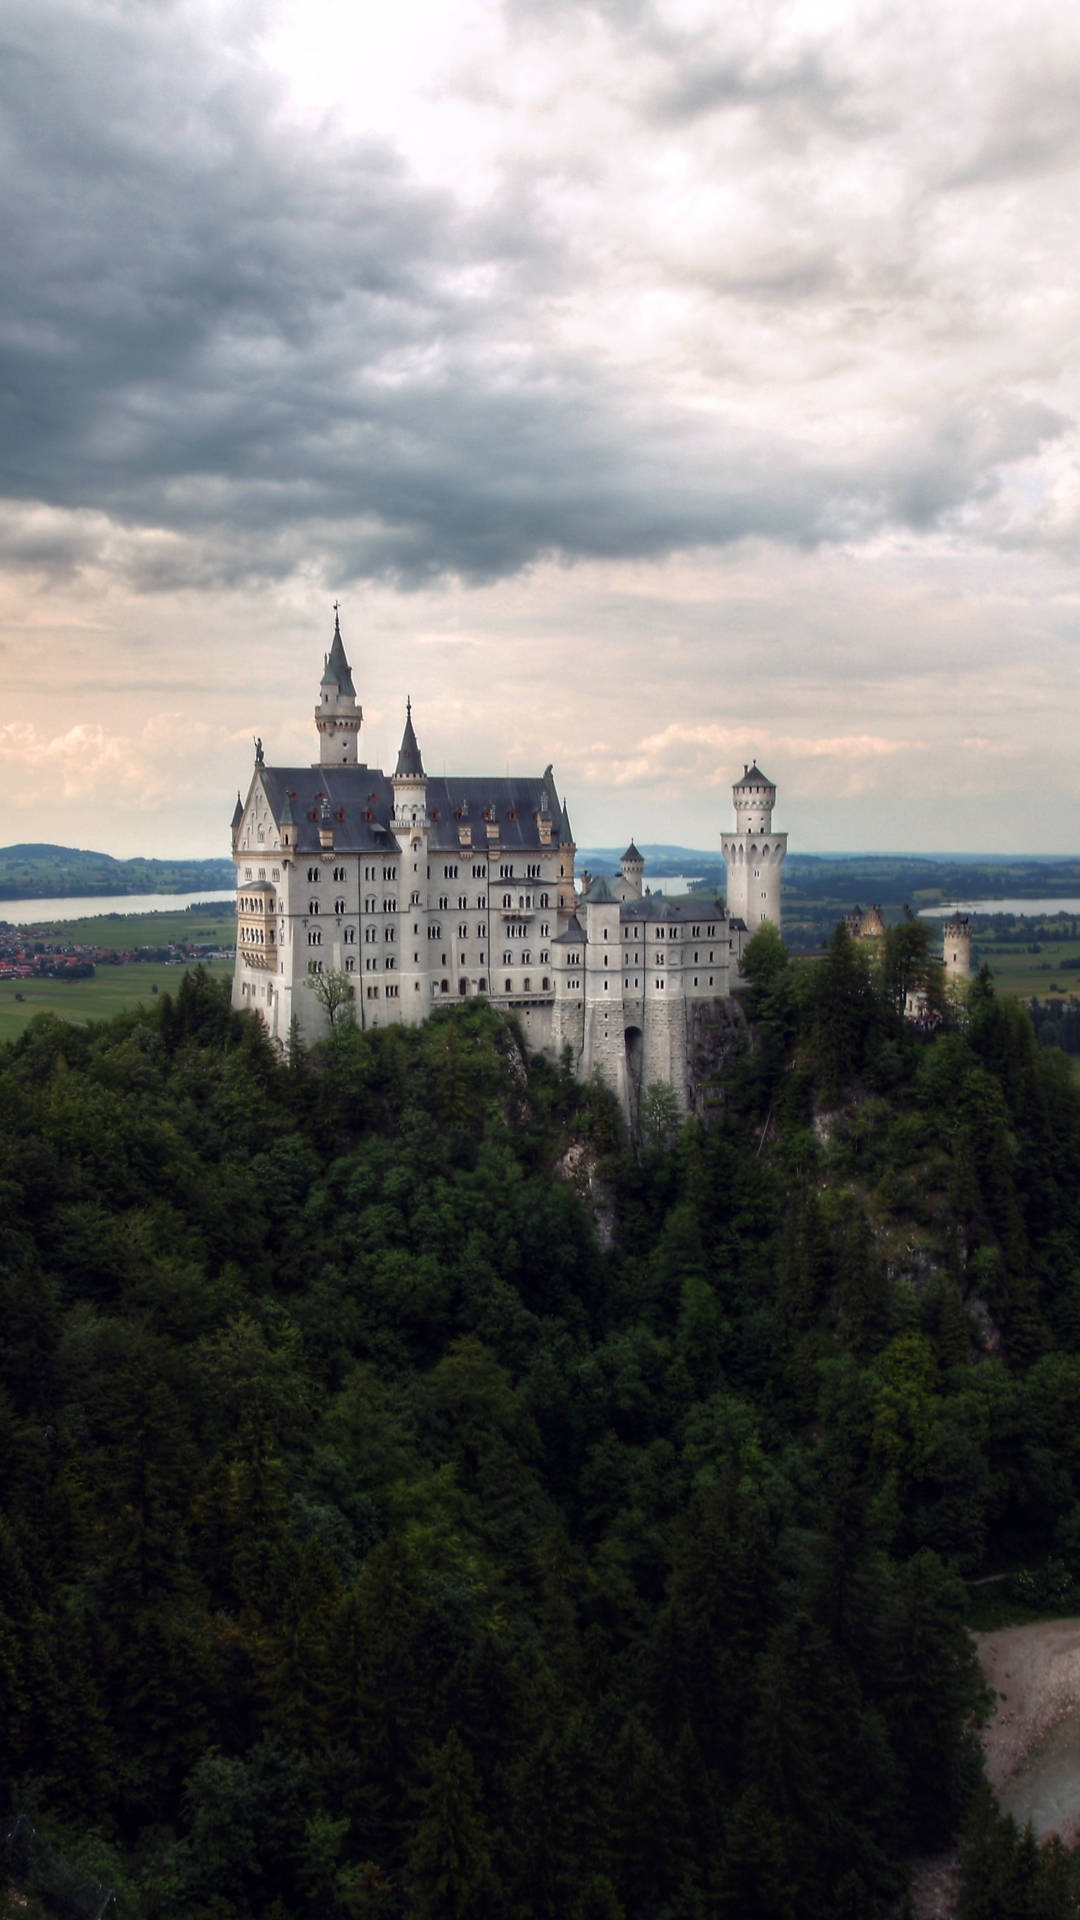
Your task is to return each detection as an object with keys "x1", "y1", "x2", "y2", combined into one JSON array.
[
  {"x1": 231, "y1": 791, "x2": 243, "y2": 831},
  {"x1": 321, "y1": 605, "x2": 356, "y2": 697},
  {"x1": 559, "y1": 798, "x2": 574, "y2": 845},
  {"x1": 279, "y1": 790, "x2": 296, "y2": 827},
  {"x1": 395, "y1": 697, "x2": 425, "y2": 779}
]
